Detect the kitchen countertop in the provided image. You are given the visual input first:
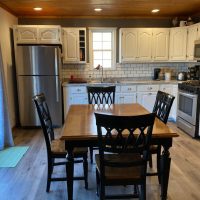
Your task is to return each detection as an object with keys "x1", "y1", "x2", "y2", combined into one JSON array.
[{"x1": 62, "y1": 78, "x2": 183, "y2": 86}]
